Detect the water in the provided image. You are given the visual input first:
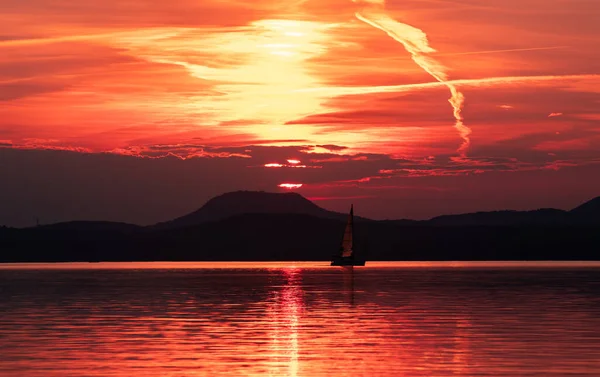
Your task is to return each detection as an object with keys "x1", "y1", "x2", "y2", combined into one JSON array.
[{"x1": 1, "y1": 262, "x2": 600, "y2": 376}]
